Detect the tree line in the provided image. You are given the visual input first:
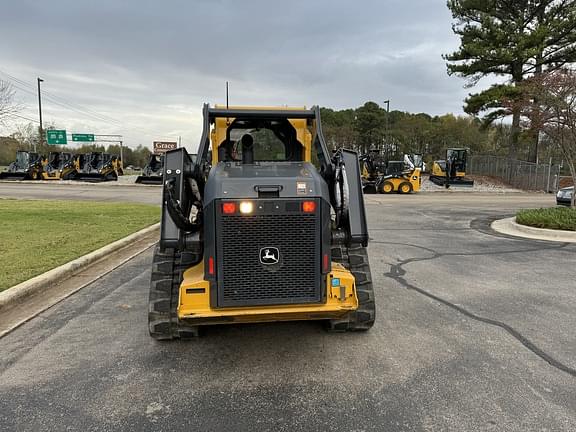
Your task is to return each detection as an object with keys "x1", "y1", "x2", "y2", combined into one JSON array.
[{"x1": 320, "y1": 102, "x2": 563, "y2": 165}]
